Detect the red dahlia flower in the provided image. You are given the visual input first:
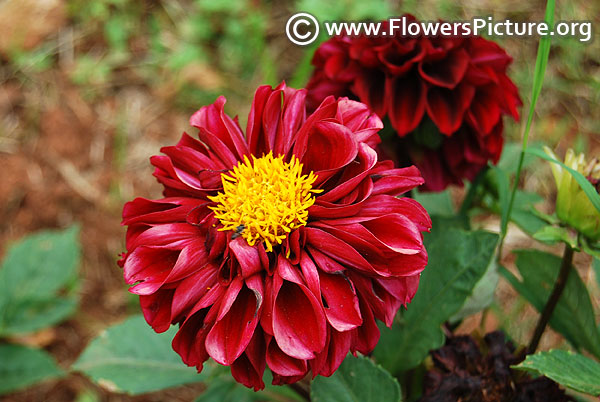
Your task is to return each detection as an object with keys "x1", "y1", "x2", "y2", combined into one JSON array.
[
  {"x1": 119, "y1": 82, "x2": 431, "y2": 390},
  {"x1": 306, "y1": 15, "x2": 522, "y2": 191}
]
